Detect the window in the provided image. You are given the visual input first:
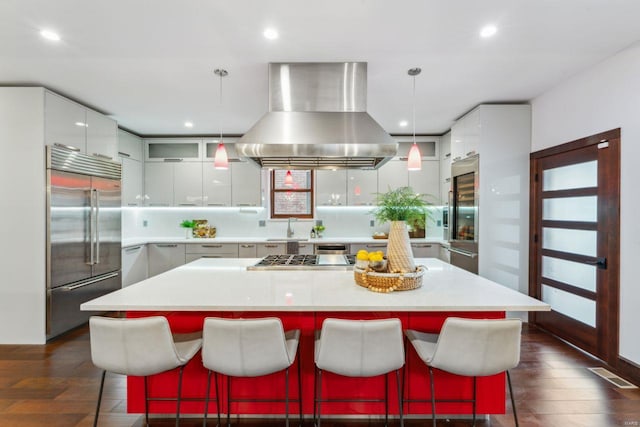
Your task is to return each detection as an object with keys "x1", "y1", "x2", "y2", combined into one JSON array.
[{"x1": 270, "y1": 170, "x2": 314, "y2": 219}]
